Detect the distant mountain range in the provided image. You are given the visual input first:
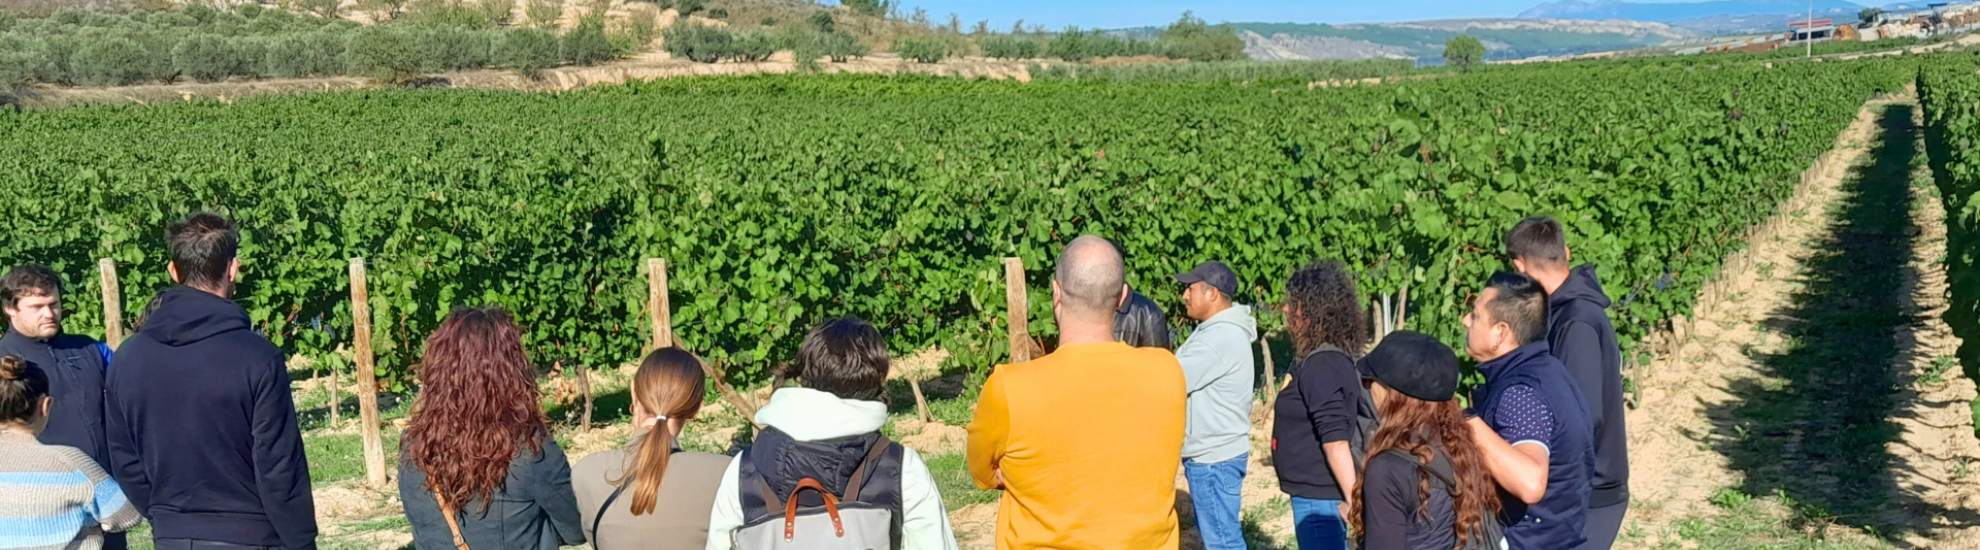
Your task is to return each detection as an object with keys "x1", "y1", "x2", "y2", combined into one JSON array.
[
  {"x1": 1230, "y1": 19, "x2": 1689, "y2": 62},
  {"x1": 1518, "y1": 0, "x2": 1868, "y2": 22},
  {"x1": 1153, "y1": 0, "x2": 1956, "y2": 66}
]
